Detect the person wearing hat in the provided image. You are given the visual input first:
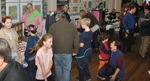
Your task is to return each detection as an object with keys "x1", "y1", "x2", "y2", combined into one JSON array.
[{"x1": 24, "y1": 24, "x2": 40, "y2": 81}]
